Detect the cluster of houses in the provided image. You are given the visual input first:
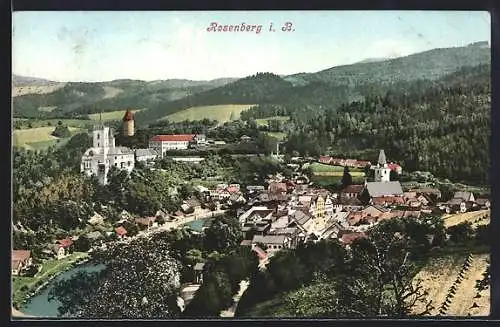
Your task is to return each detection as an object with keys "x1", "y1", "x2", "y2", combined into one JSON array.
[
  {"x1": 229, "y1": 150, "x2": 491, "y2": 264},
  {"x1": 319, "y1": 151, "x2": 403, "y2": 174}
]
